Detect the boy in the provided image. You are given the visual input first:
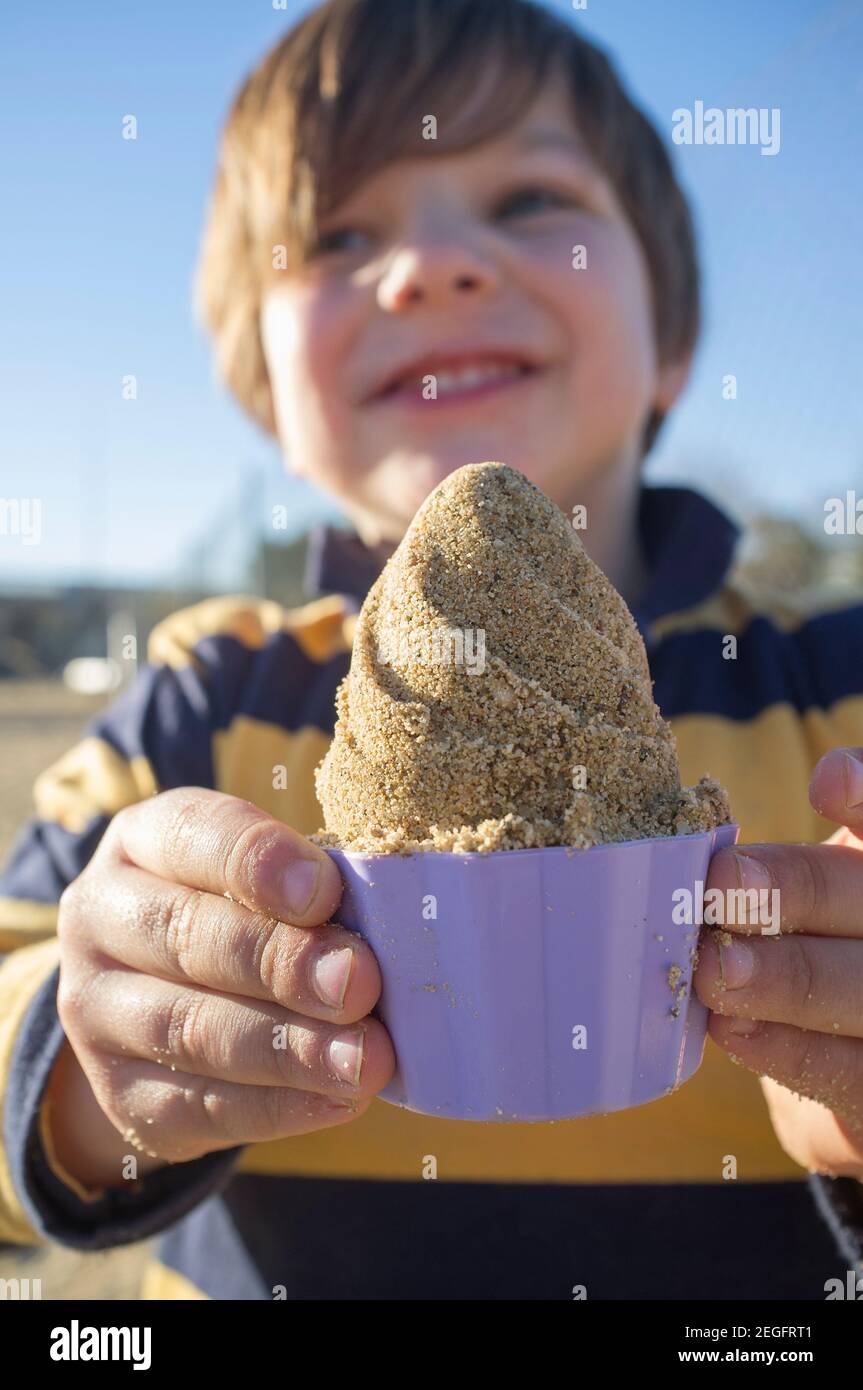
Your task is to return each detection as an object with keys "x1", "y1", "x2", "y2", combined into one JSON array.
[{"x1": 1, "y1": 0, "x2": 862, "y2": 1300}]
